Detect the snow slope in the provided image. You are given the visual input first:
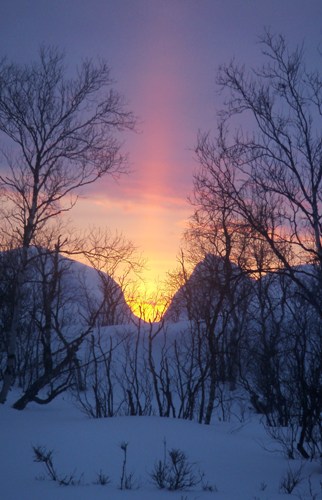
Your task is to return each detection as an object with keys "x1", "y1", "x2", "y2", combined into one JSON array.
[{"x1": 1, "y1": 392, "x2": 320, "y2": 500}]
